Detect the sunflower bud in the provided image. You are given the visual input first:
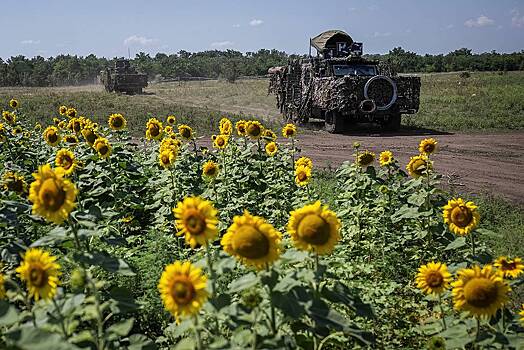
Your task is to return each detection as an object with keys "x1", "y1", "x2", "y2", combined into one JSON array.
[
  {"x1": 353, "y1": 141, "x2": 360, "y2": 150},
  {"x1": 379, "y1": 185, "x2": 389, "y2": 194},
  {"x1": 241, "y1": 288, "x2": 262, "y2": 309},
  {"x1": 70, "y1": 267, "x2": 87, "y2": 291}
]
